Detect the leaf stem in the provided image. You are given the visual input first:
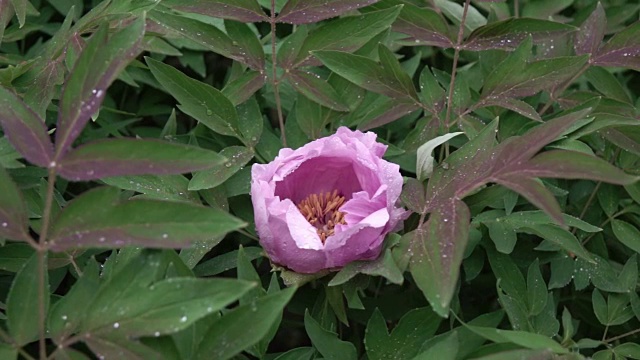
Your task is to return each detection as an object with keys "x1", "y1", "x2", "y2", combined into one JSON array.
[
  {"x1": 37, "y1": 168, "x2": 57, "y2": 359},
  {"x1": 582, "y1": 208, "x2": 631, "y2": 245},
  {"x1": 37, "y1": 249, "x2": 47, "y2": 360},
  {"x1": 237, "y1": 228, "x2": 259, "y2": 241},
  {"x1": 444, "y1": 0, "x2": 471, "y2": 128},
  {"x1": 47, "y1": 333, "x2": 87, "y2": 359},
  {"x1": 270, "y1": 0, "x2": 287, "y2": 147},
  {"x1": 601, "y1": 325, "x2": 609, "y2": 342},
  {"x1": 0, "y1": 328, "x2": 36, "y2": 360},
  {"x1": 604, "y1": 327, "x2": 640, "y2": 344},
  {"x1": 577, "y1": 182, "x2": 601, "y2": 223},
  {"x1": 539, "y1": 62, "x2": 590, "y2": 115}
]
